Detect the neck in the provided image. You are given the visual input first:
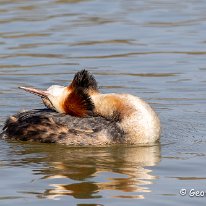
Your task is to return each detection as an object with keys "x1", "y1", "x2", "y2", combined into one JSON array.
[{"x1": 91, "y1": 93, "x2": 133, "y2": 121}]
